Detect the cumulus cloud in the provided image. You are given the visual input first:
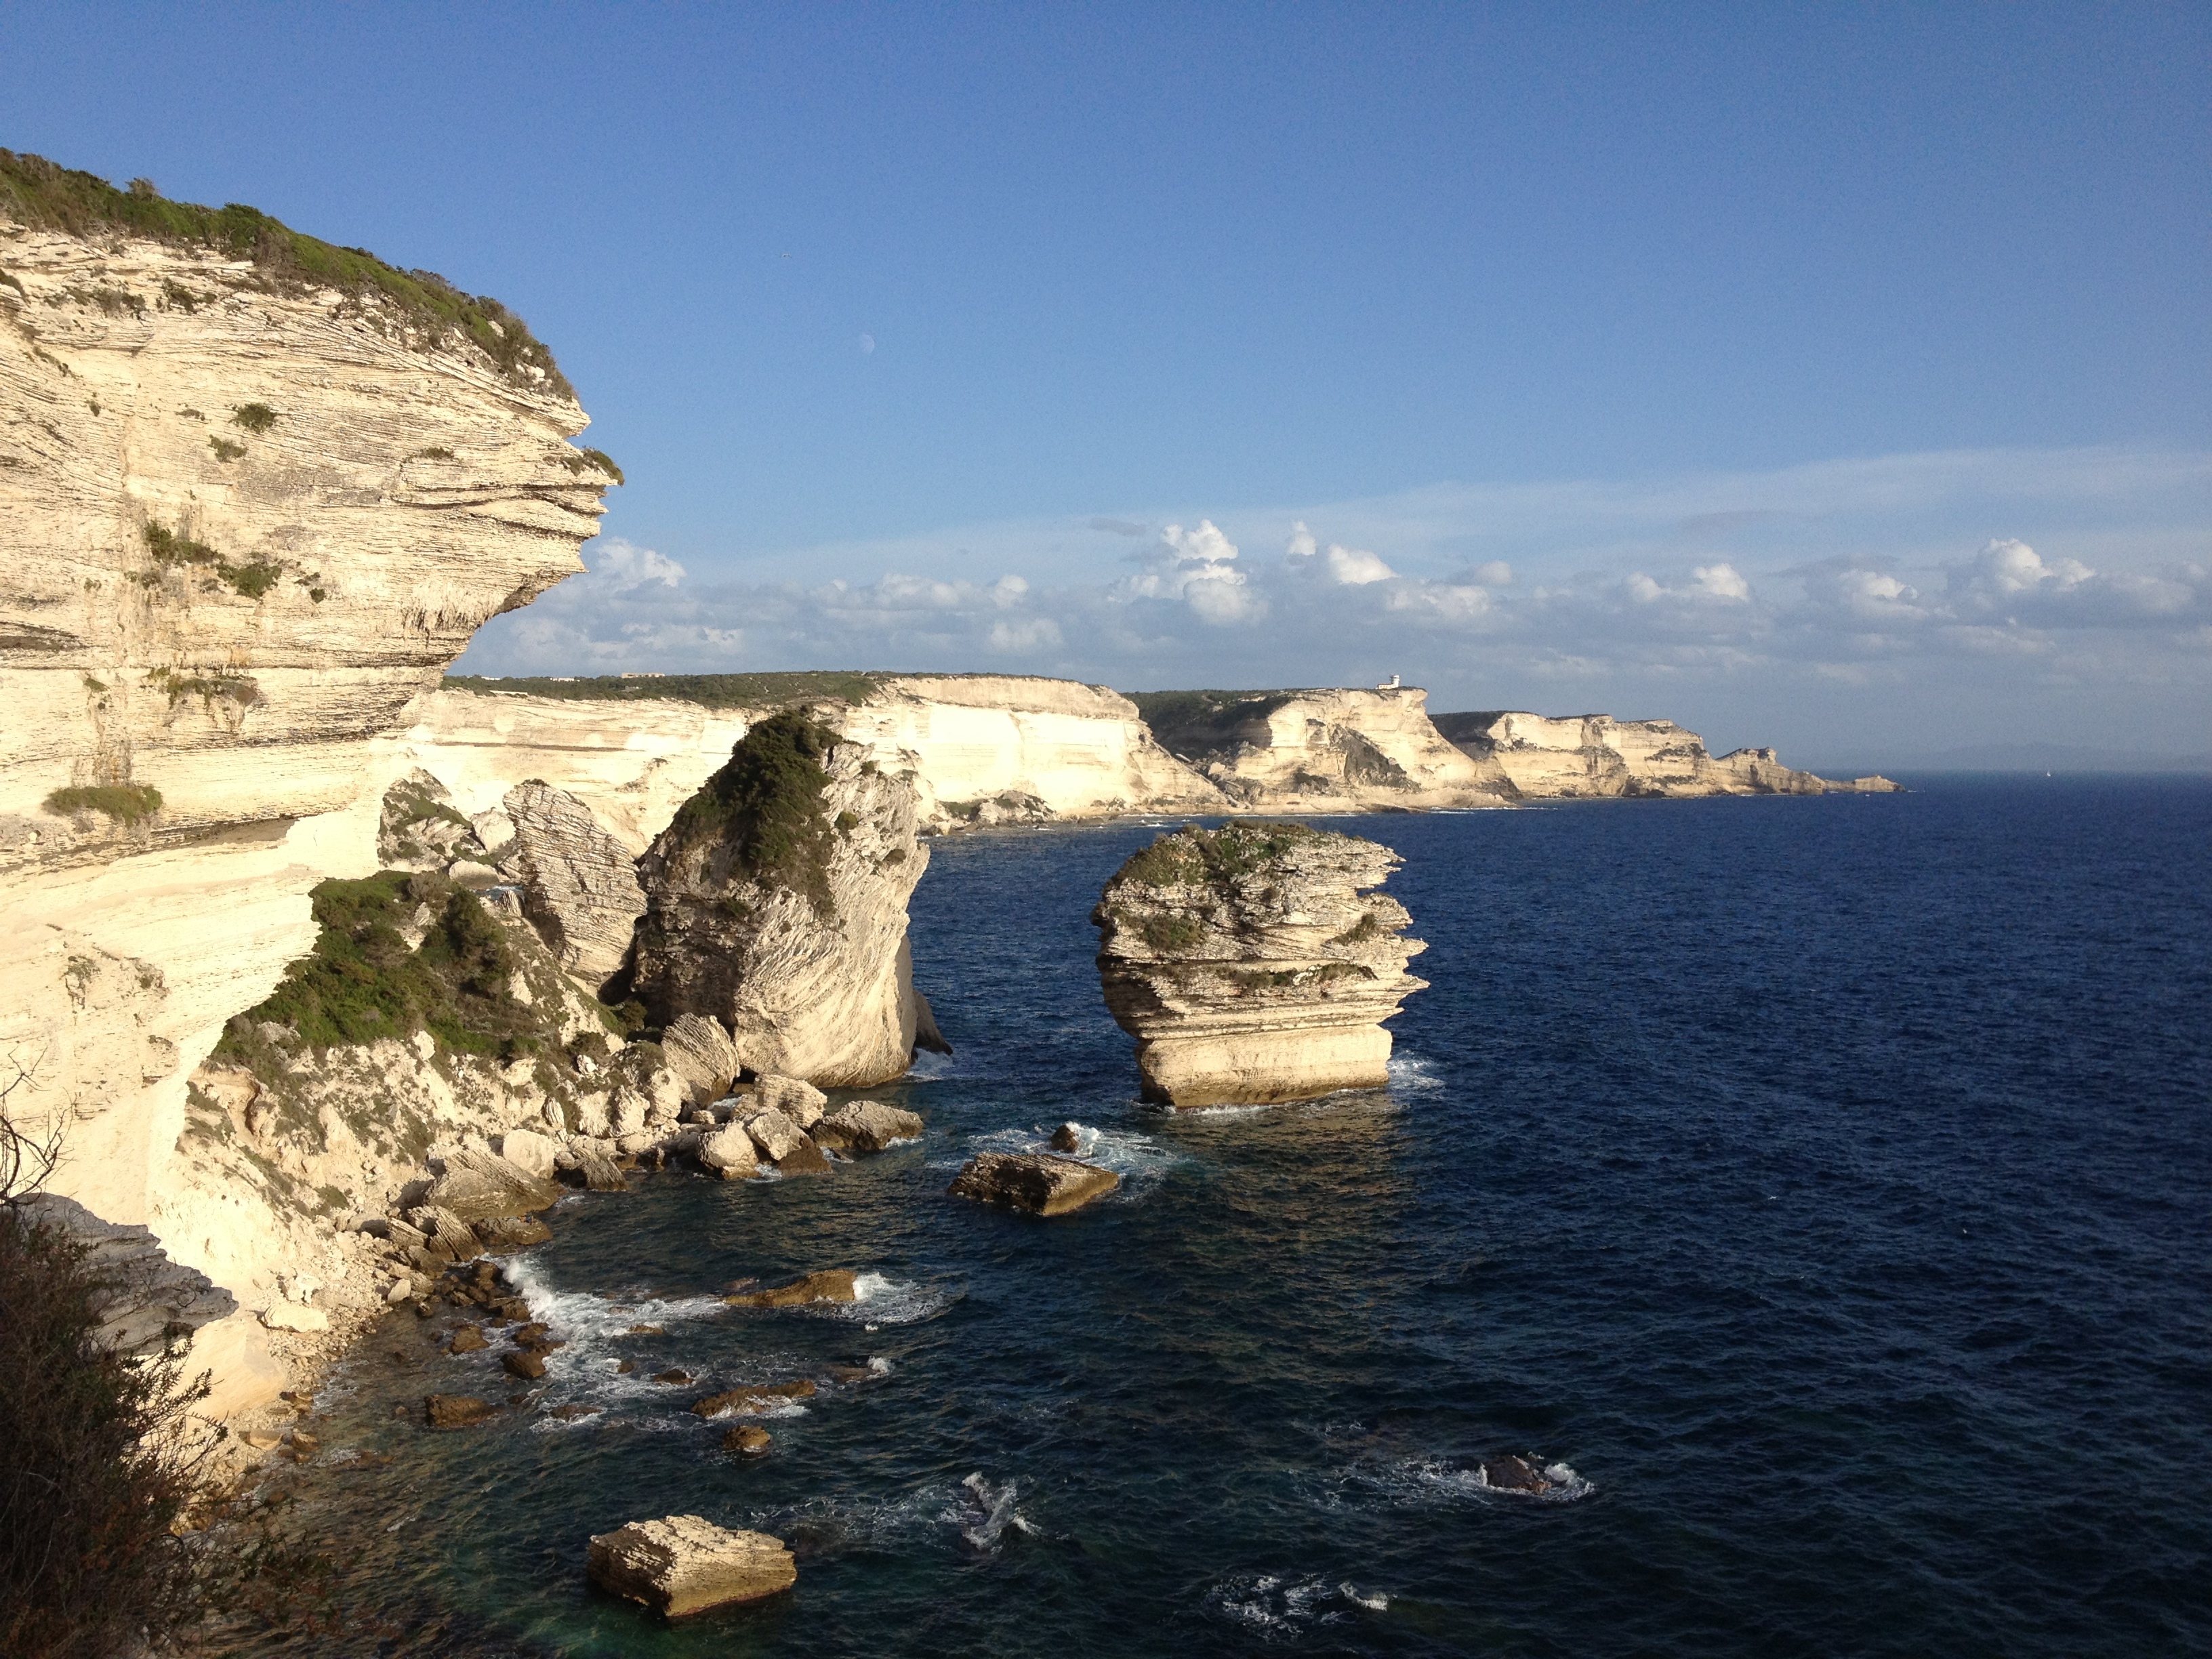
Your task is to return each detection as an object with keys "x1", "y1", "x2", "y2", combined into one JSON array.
[
  {"x1": 590, "y1": 537, "x2": 686, "y2": 590},
  {"x1": 1127, "y1": 520, "x2": 1261, "y2": 623},
  {"x1": 453, "y1": 445, "x2": 2212, "y2": 759},
  {"x1": 1285, "y1": 520, "x2": 1395, "y2": 584}
]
